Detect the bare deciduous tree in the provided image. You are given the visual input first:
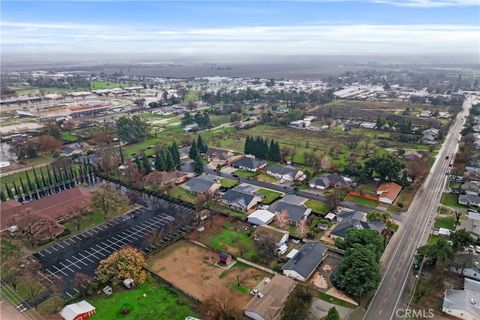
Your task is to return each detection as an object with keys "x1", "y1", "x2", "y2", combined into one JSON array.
[{"x1": 275, "y1": 210, "x2": 290, "y2": 230}]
